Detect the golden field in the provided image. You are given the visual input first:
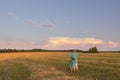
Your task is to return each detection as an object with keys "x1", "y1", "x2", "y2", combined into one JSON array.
[{"x1": 0, "y1": 52, "x2": 120, "y2": 80}]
